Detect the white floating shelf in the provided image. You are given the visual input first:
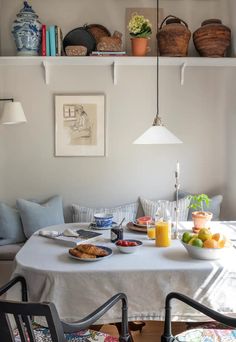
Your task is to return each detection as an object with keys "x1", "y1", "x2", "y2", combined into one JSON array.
[{"x1": 0, "y1": 56, "x2": 236, "y2": 85}]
